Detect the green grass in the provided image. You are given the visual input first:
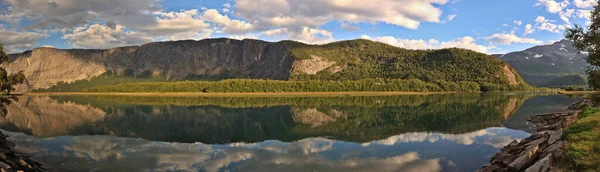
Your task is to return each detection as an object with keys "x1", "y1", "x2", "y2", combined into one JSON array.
[{"x1": 562, "y1": 106, "x2": 600, "y2": 171}]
